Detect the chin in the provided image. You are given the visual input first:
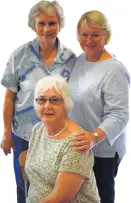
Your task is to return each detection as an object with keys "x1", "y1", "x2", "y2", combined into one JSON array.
[{"x1": 41, "y1": 117, "x2": 55, "y2": 123}]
